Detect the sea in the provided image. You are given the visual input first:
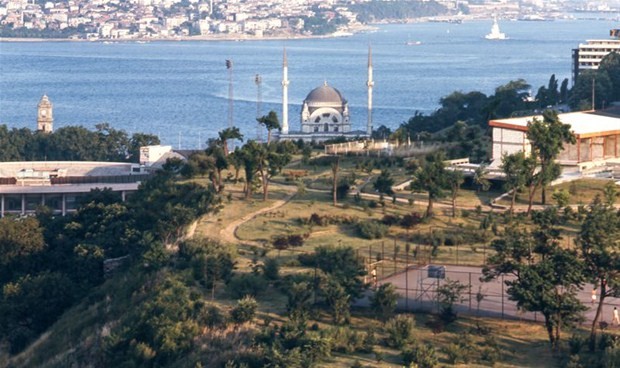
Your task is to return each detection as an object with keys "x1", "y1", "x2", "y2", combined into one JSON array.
[{"x1": 0, "y1": 17, "x2": 618, "y2": 148}]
